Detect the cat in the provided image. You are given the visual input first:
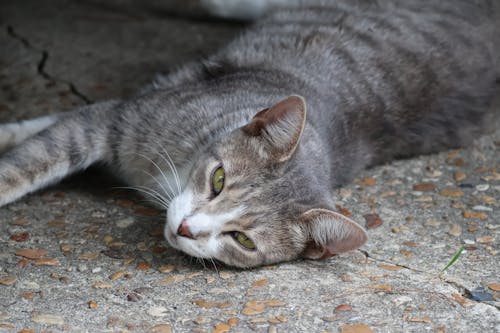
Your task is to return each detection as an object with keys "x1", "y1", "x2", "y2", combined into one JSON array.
[{"x1": 0, "y1": 0, "x2": 499, "y2": 268}]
